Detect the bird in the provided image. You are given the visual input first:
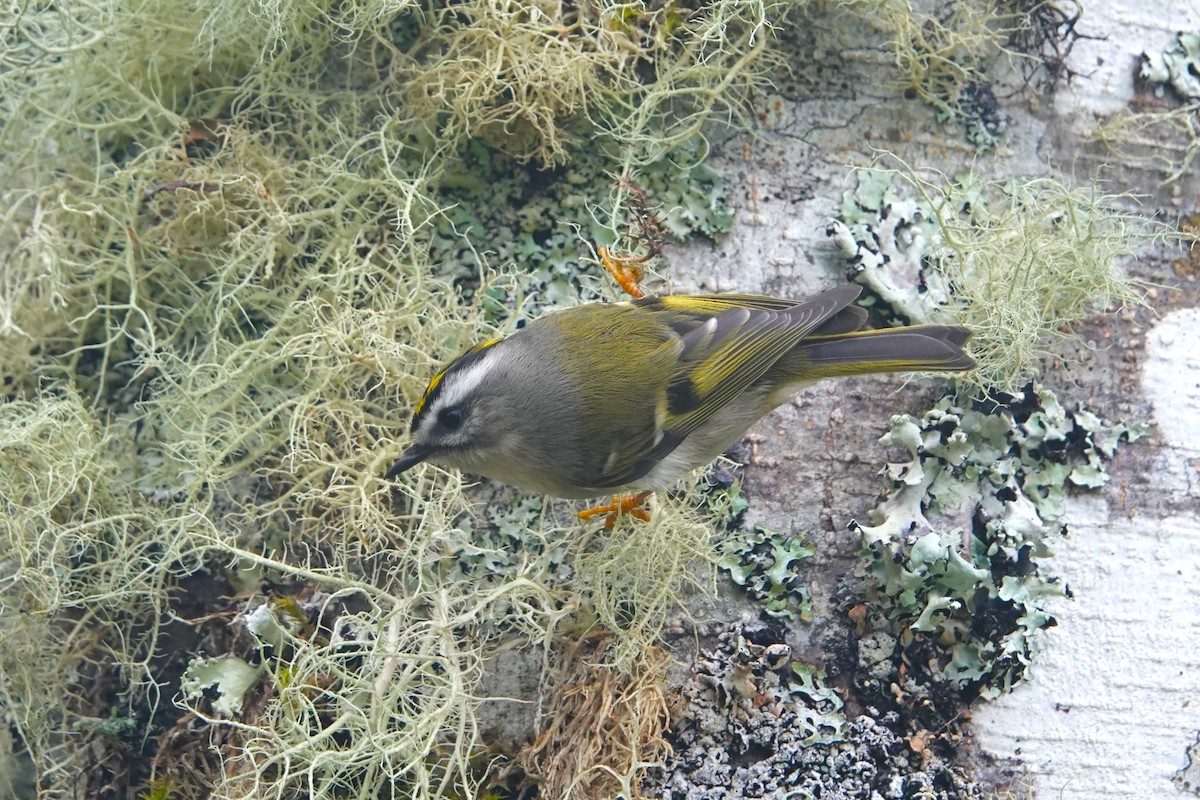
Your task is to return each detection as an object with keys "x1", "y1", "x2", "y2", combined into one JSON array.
[{"x1": 386, "y1": 285, "x2": 973, "y2": 510}]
